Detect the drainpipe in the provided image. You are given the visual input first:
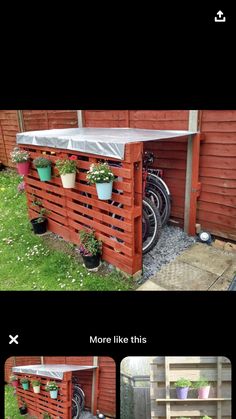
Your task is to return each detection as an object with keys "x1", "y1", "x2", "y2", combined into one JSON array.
[
  {"x1": 184, "y1": 110, "x2": 199, "y2": 233},
  {"x1": 91, "y1": 356, "x2": 98, "y2": 414},
  {"x1": 77, "y1": 110, "x2": 84, "y2": 127}
]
